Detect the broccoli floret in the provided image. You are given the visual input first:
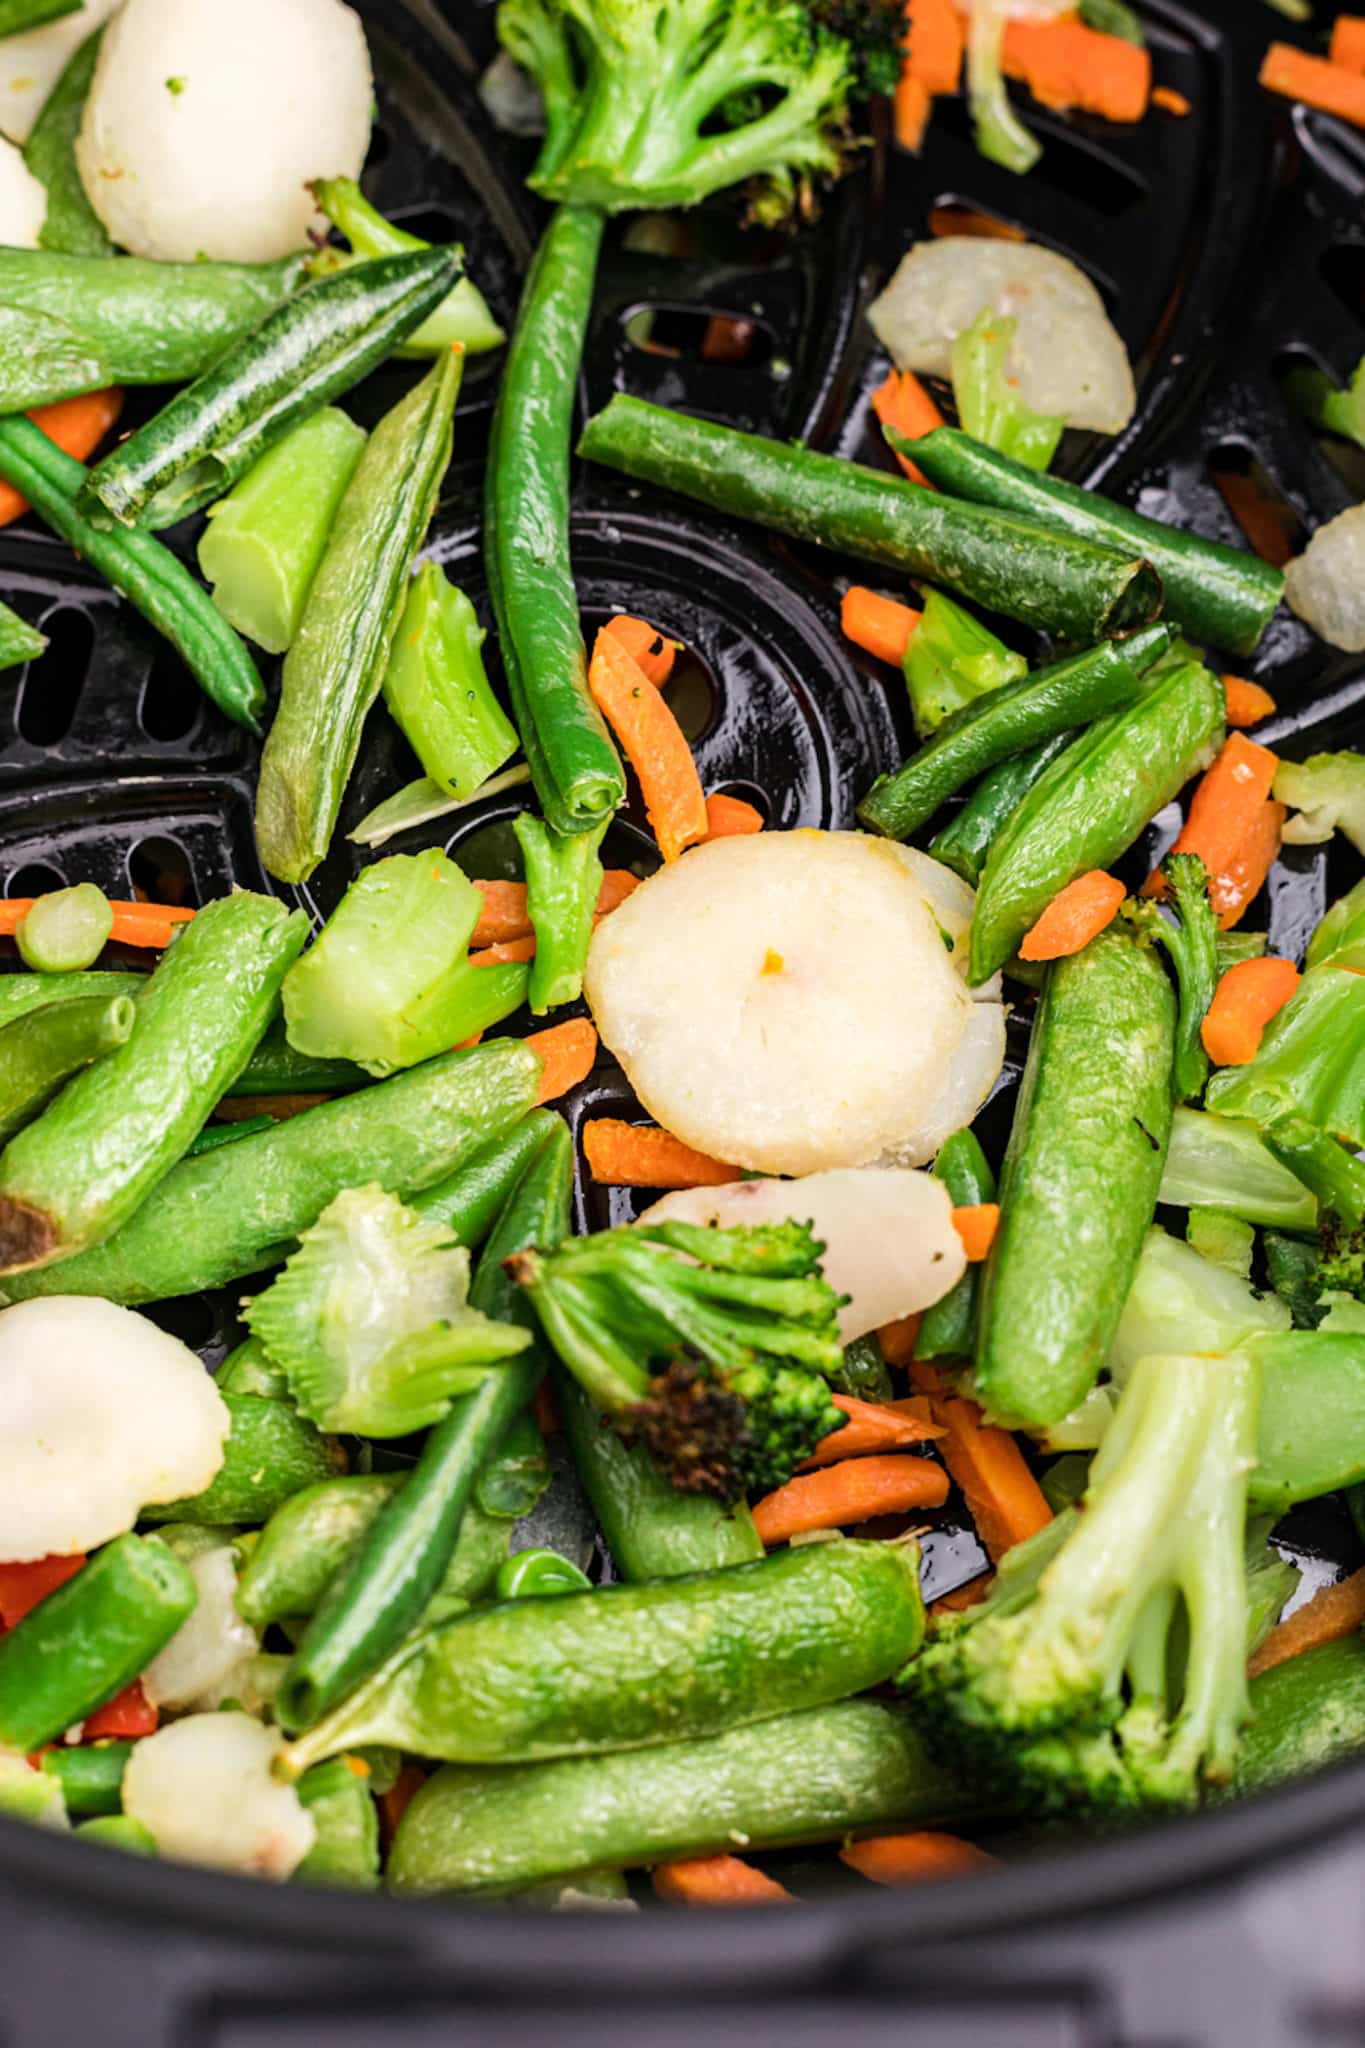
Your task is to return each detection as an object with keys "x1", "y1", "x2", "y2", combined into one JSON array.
[
  {"x1": 902, "y1": 1347, "x2": 1260, "y2": 1816},
  {"x1": 497, "y1": 0, "x2": 902, "y2": 221},
  {"x1": 1263, "y1": 1114, "x2": 1365, "y2": 1305},
  {"x1": 1123, "y1": 853, "x2": 1219, "y2": 1103},
  {"x1": 507, "y1": 1217, "x2": 847, "y2": 1500}
]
